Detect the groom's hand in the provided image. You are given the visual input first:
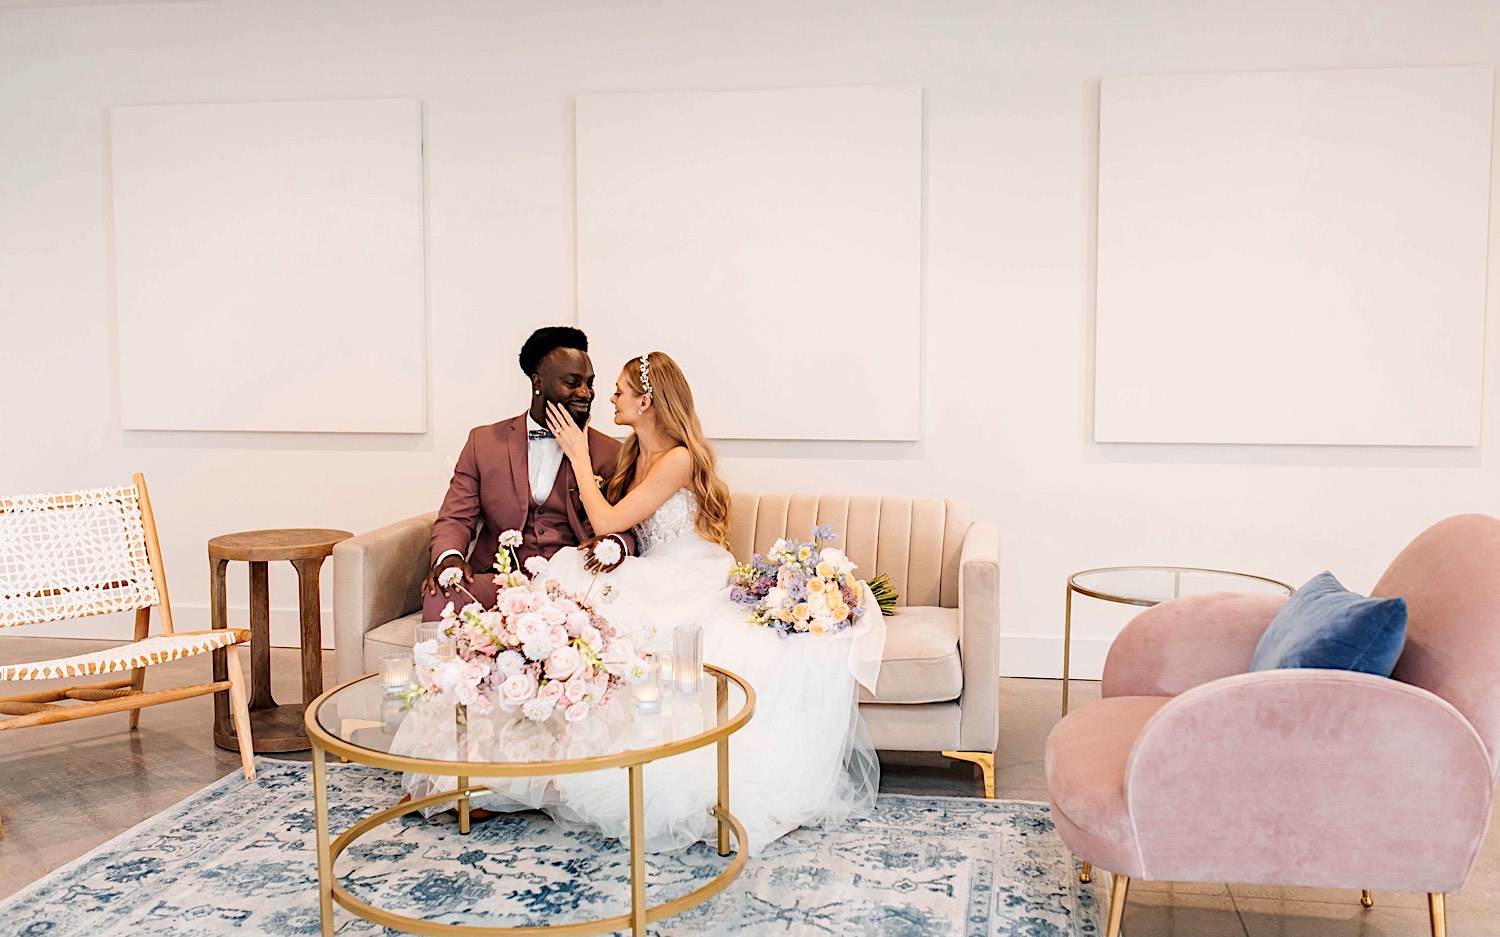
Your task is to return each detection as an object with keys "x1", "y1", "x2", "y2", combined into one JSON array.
[
  {"x1": 581, "y1": 535, "x2": 627, "y2": 574},
  {"x1": 421, "y1": 556, "x2": 472, "y2": 596}
]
